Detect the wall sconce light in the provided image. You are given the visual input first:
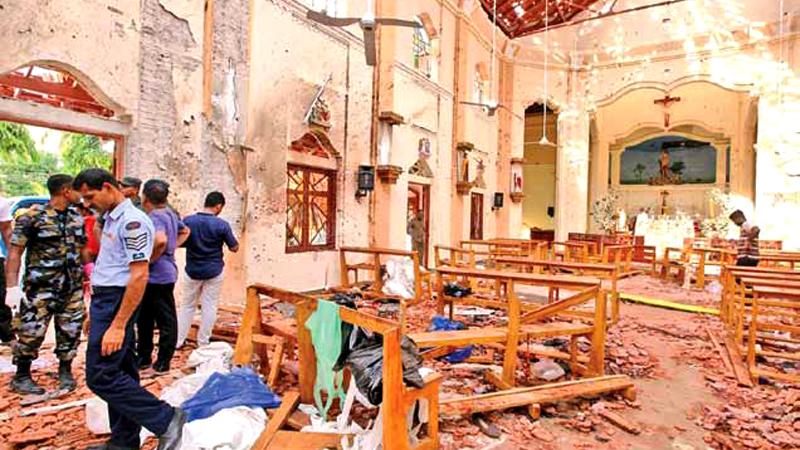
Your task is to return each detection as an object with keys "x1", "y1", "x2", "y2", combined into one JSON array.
[
  {"x1": 356, "y1": 165, "x2": 375, "y2": 198},
  {"x1": 492, "y1": 192, "x2": 504, "y2": 211}
]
